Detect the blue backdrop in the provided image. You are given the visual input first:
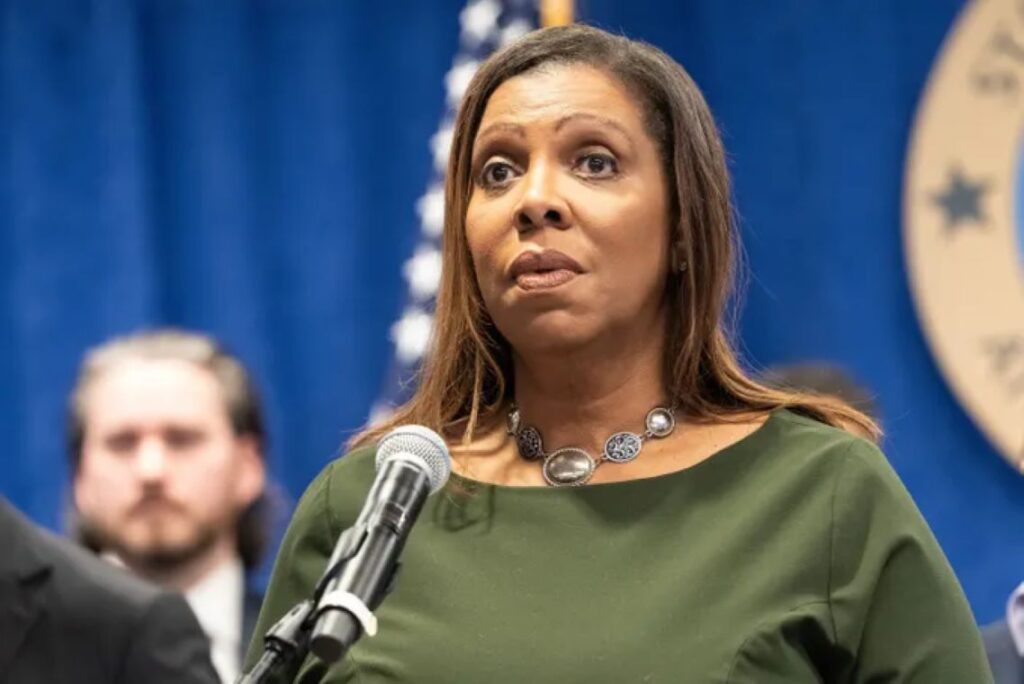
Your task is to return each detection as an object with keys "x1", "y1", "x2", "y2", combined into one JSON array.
[{"x1": 2, "y1": 0, "x2": 1021, "y2": 624}]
